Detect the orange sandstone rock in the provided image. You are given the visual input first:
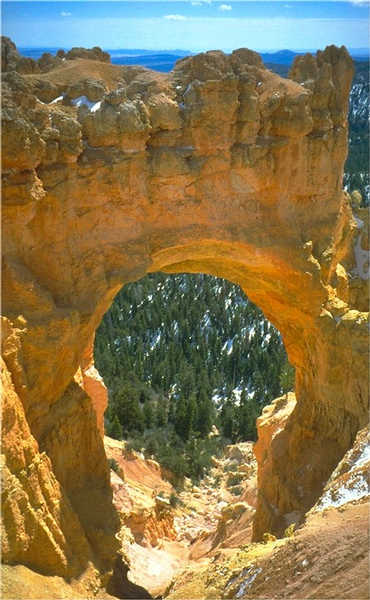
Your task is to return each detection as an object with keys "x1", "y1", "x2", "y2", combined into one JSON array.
[
  {"x1": 1, "y1": 353, "x2": 92, "y2": 578},
  {"x1": 80, "y1": 337, "x2": 108, "y2": 436},
  {"x1": 2, "y1": 39, "x2": 369, "y2": 582}
]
